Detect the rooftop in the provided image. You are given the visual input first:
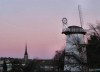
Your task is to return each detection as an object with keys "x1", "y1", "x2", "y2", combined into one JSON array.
[{"x1": 62, "y1": 25, "x2": 86, "y2": 35}]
